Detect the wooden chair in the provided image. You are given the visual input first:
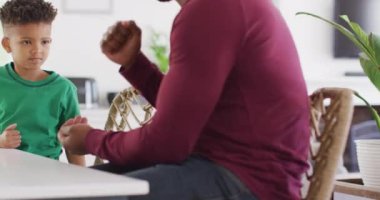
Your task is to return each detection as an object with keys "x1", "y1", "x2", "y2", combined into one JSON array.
[
  {"x1": 94, "y1": 87, "x2": 154, "y2": 165},
  {"x1": 302, "y1": 87, "x2": 354, "y2": 200}
]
